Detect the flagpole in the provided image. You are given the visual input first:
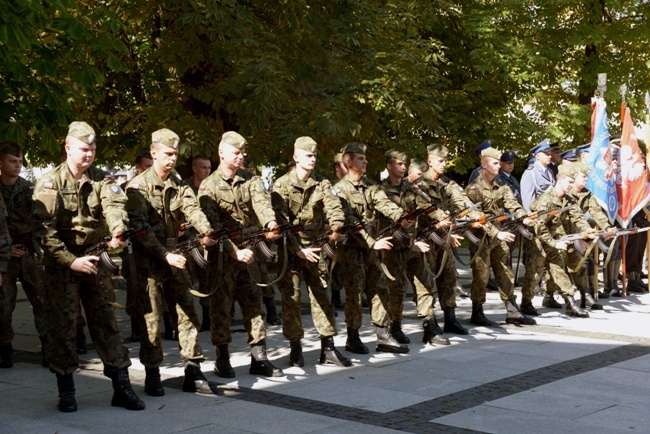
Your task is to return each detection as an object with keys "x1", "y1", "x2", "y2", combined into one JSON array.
[
  {"x1": 620, "y1": 84, "x2": 627, "y2": 296},
  {"x1": 645, "y1": 92, "x2": 650, "y2": 283}
]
